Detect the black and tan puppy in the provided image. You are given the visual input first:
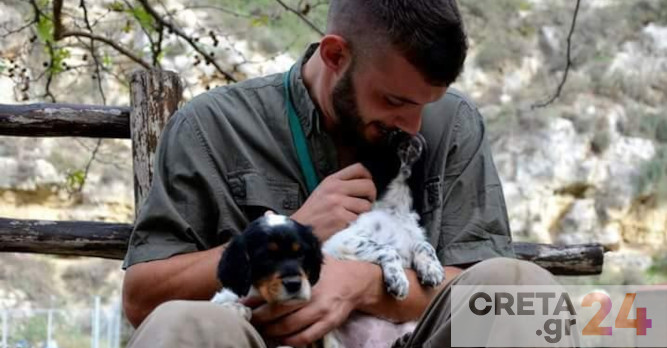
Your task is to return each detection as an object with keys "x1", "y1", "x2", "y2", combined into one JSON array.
[{"x1": 211, "y1": 214, "x2": 323, "y2": 320}]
